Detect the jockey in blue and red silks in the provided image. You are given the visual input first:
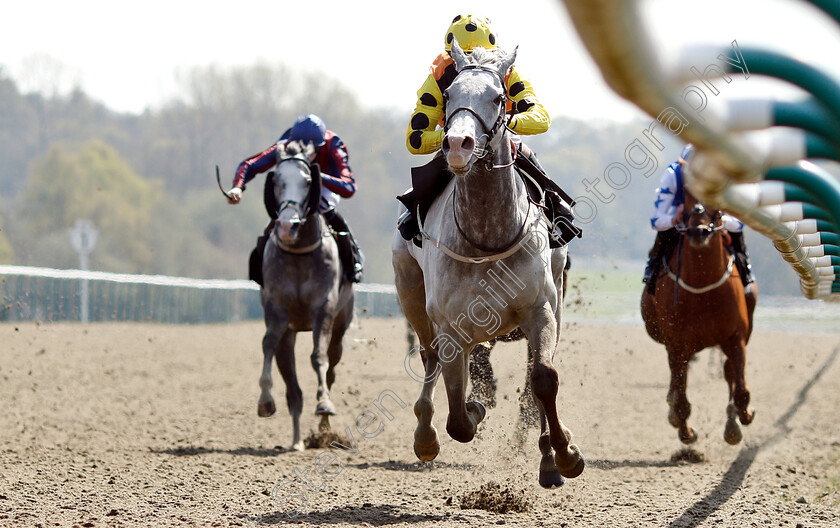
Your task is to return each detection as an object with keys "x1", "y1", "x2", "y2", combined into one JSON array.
[
  {"x1": 227, "y1": 114, "x2": 364, "y2": 285},
  {"x1": 643, "y1": 144, "x2": 755, "y2": 293}
]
